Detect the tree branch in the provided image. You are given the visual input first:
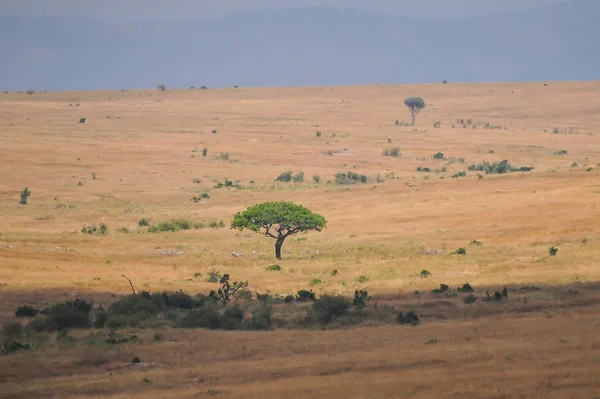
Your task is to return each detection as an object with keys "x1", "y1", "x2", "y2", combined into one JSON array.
[{"x1": 122, "y1": 274, "x2": 136, "y2": 295}]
